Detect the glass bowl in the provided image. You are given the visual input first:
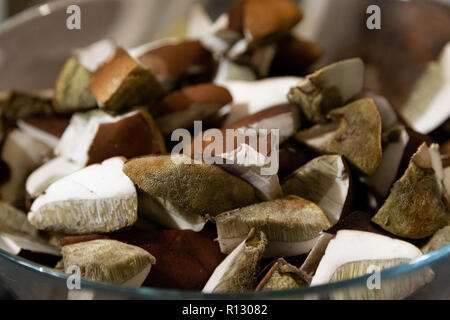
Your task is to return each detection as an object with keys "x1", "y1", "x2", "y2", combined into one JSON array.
[{"x1": 0, "y1": 0, "x2": 449, "y2": 299}]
